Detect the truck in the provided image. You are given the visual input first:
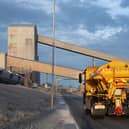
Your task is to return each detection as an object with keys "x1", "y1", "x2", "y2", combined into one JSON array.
[{"x1": 79, "y1": 60, "x2": 129, "y2": 118}]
